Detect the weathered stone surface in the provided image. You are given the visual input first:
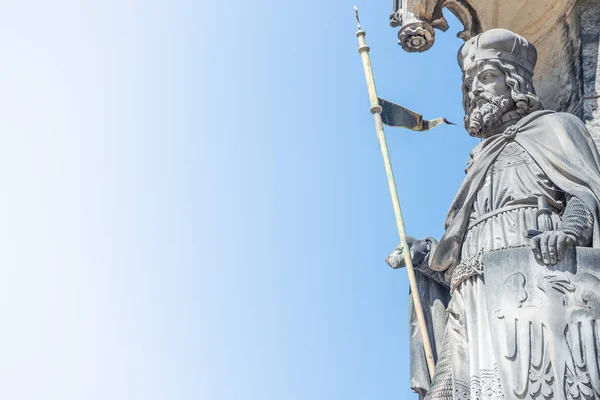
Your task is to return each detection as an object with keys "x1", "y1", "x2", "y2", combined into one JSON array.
[
  {"x1": 485, "y1": 247, "x2": 600, "y2": 399},
  {"x1": 581, "y1": 0, "x2": 600, "y2": 146},
  {"x1": 469, "y1": 0, "x2": 583, "y2": 117}
]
